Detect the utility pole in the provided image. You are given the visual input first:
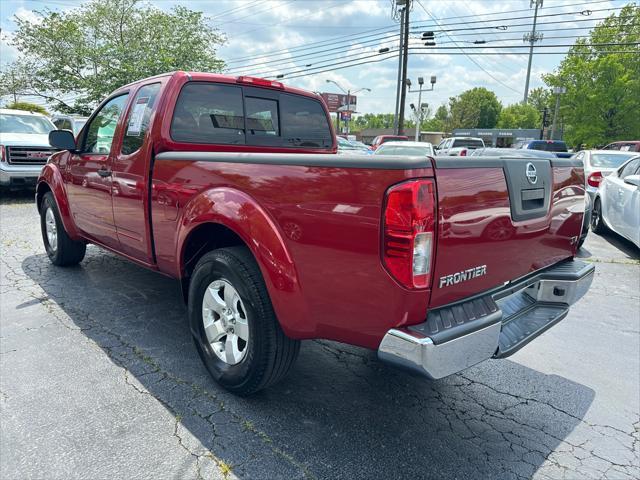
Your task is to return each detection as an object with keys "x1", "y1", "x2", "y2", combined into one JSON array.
[
  {"x1": 523, "y1": 0, "x2": 543, "y2": 104},
  {"x1": 397, "y1": 2, "x2": 410, "y2": 135},
  {"x1": 550, "y1": 86, "x2": 566, "y2": 140},
  {"x1": 393, "y1": 4, "x2": 405, "y2": 134}
]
